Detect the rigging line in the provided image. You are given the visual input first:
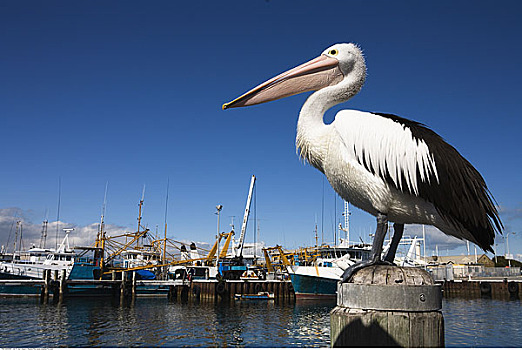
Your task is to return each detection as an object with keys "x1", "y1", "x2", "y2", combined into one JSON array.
[
  {"x1": 321, "y1": 176, "x2": 325, "y2": 245},
  {"x1": 164, "y1": 178, "x2": 169, "y2": 231},
  {"x1": 56, "y1": 176, "x2": 61, "y2": 250},
  {"x1": 97, "y1": 182, "x2": 109, "y2": 251},
  {"x1": 163, "y1": 178, "x2": 170, "y2": 264},
  {"x1": 102, "y1": 182, "x2": 109, "y2": 220},
  {"x1": 4, "y1": 219, "x2": 16, "y2": 253},
  {"x1": 19, "y1": 222, "x2": 23, "y2": 252}
]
